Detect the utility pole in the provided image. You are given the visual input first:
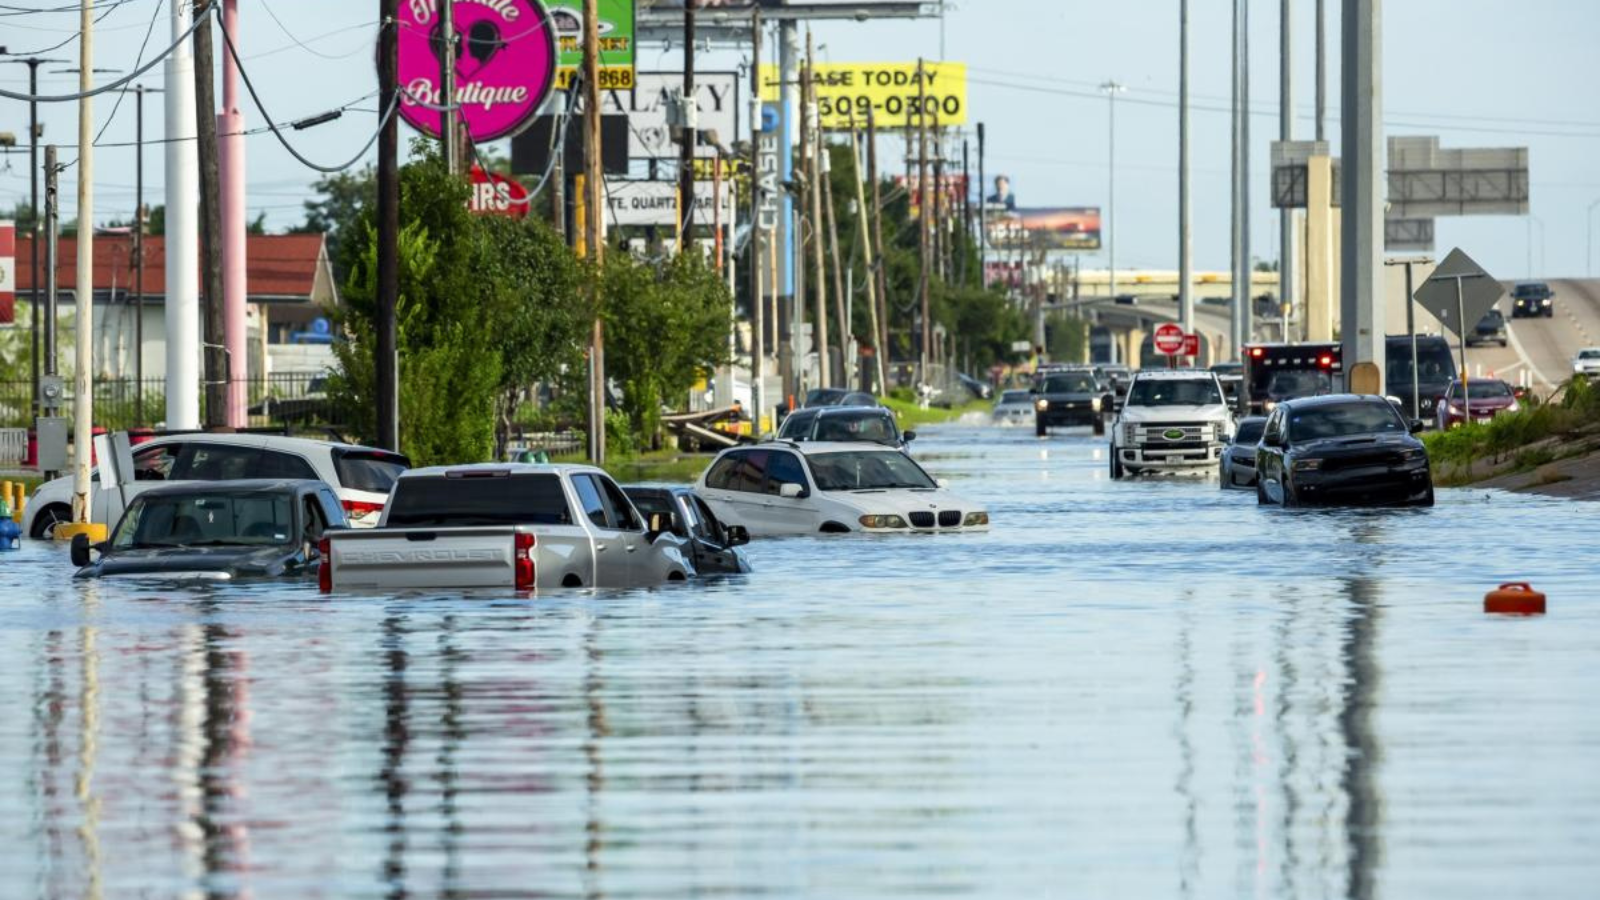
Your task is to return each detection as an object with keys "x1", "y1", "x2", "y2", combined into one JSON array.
[
  {"x1": 977, "y1": 121, "x2": 986, "y2": 290},
  {"x1": 806, "y1": 31, "x2": 829, "y2": 390},
  {"x1": 1101, "y1": 80, "x2": 1125, "y2": 301},
  {"x1": 1341, "y1": 0, "x2": 1385, "y2": 389},
  {"x1": 1280, "y1": 0, "x2": 1296, "y2": 344},
  {"x1": 678, "y1": 0, "x2": 697, "y2": 245},
  {"x1": 960, "y1": 136, "x2": 970, "y2": 287},
  {"x1": 0, "y1": 55, "x2": 65, "y2": 419},
  {"x1": 867, "y1": 108, "x2": 889, "y2": 376},
  {"x1": 194, "y1": 0, "x2": 228, "y2": 429},
  {"x1": 134, "y1": 84, "x2": 151, "y2": 426},
  {"x1": 916, "y1": 58, "x2": 931, "y2": 379},
  {"x1": 1178, "y1": 1, "x2": 1193, "y2": 331},
  {"x1": 583, "y1": 0, "x2": 606, "y2": 465},
  {"x1": 1315, "y1": 0, "x2": 1327, "y2": 142},
  {"x1": 43, "y1": 145, "x2": 60, "y2": 427},
  {"x1": 1230, "y1": 0, "x2": 1250, "y2": 358},
  {"x1": 441, "y1": 0, "x2": 459, "y2": 175},
  {"x1": 779, "y1": 20, "x2": 800, "y2": 407},
  {"x1": 70, "y1": 0, "x2": 96, "y2": 531},
  {"x1": 823, "y1": 135, "x2": 848, "y2": 386},
  {"x1": 218, "y1": 0, "x2": 247, "y2": 427},
  {"x1": 849, "y1": 114, "x2": 885, "y2": 395},
  {"x1": 750, "y1": 7, "x2": 764, "y2": 432},
  {"x1": 932, "y1": 118, "x2": 946, "y2": 283},
  {"x1": 164, "y1": 0, "x2": 199, "y2": 430},
  {"x1": 376, "y1": 0, "x2": 400, "y2": 451}
]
